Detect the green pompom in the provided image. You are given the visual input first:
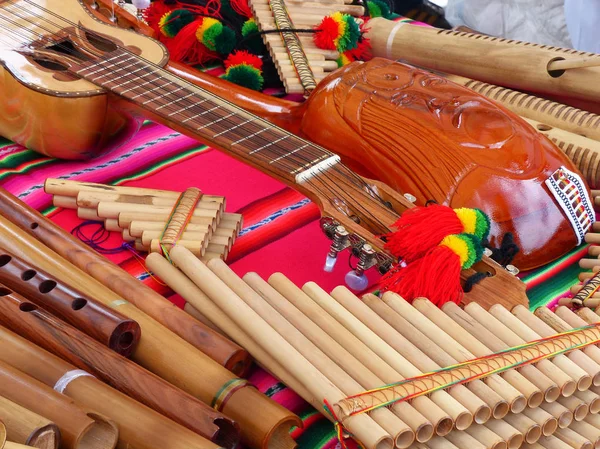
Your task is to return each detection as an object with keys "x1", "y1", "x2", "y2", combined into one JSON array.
[
  {"x1": 242, "y1": 19, "x2": 267, "y2": 54},
  {"x1": 242, "y1": 19, "x2": 259, "y2": 37},
  {"x1": 341, "y1": 15, "x2": 361, "y2": 51},
  {"x1": 367, "y1": 0, "x2": 391, "y2": 18},
  {"x1": 159, "y1": 9, "x2": 195, "y2": 38},
  {"x1": 472, "y1": 209, "x2": 491, "y2": 242},
  {"x1": 457, "y1": 233, "x2": 483, "y2": 269},
  {"x1": 214, "y1": 25, "x2": 236, "y2": 54},
  {"x1": 223, "y1": 64, "x2": 264, "y2": 91}
]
